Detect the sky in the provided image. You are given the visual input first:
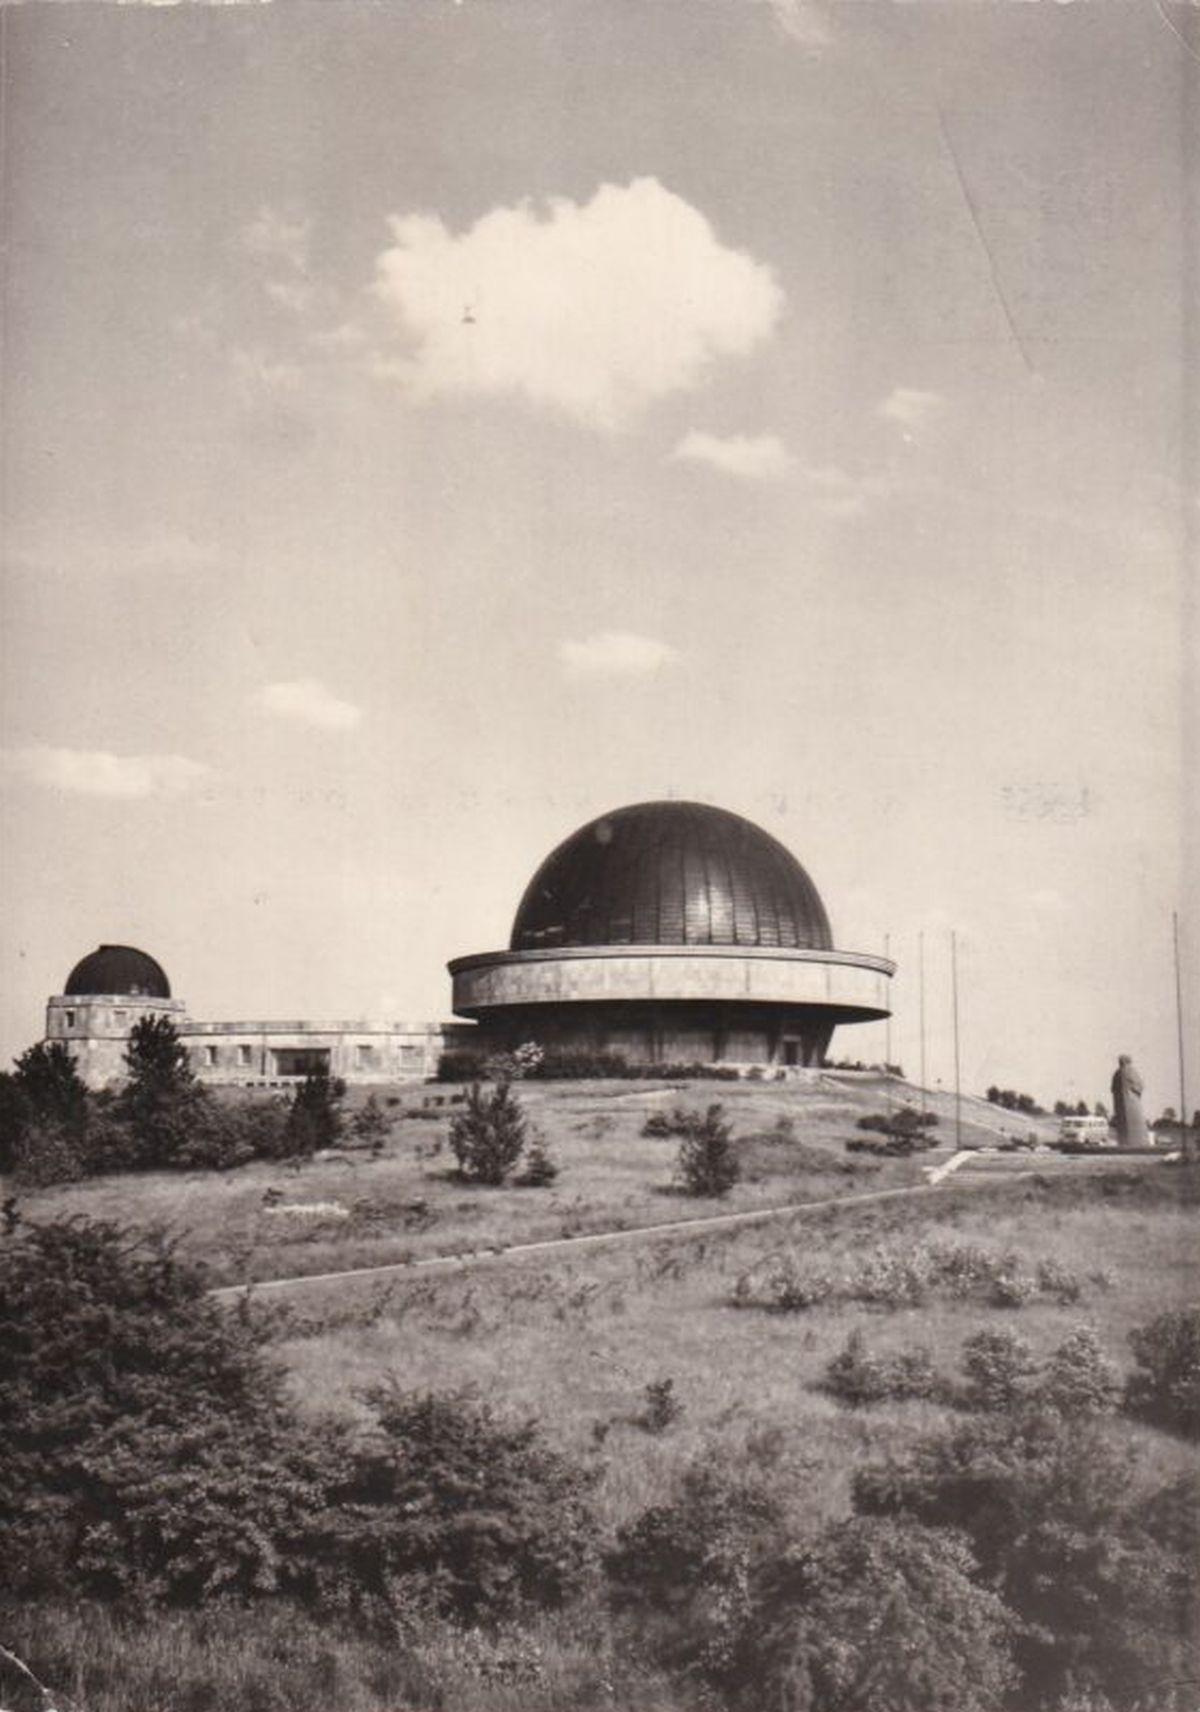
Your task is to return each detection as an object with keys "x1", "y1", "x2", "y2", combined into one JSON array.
[{"x1": 1, "y1": 0, "x2": 1195, "y2": 1115}]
